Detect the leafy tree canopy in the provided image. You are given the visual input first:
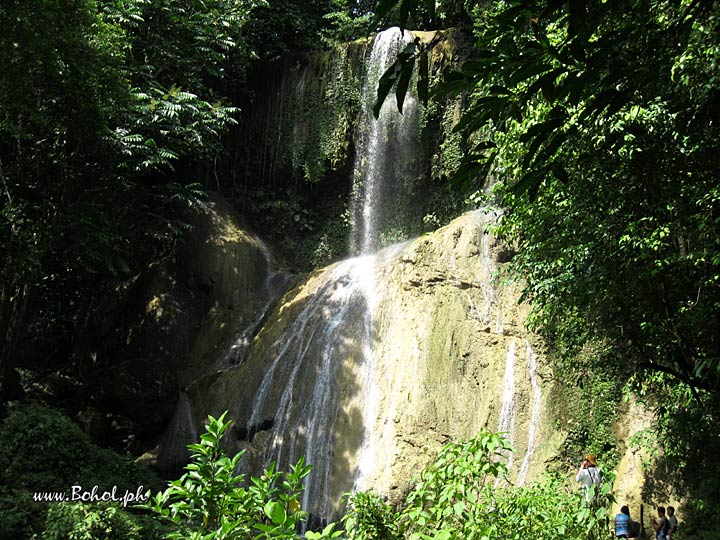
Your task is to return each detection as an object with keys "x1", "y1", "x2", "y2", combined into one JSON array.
[
  {"x1": 376, "y1": 0, "x2": 720, "y2": 396},
  {"x1": 0, "y1": 0, "x2": 263, "y2": 399}
]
